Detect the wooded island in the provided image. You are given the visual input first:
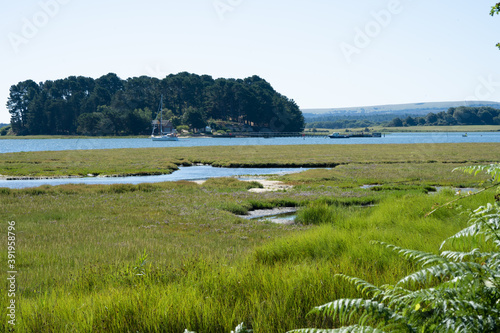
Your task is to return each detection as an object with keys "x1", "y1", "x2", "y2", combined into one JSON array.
[{"x1": 6, "y1": 72, "x2": 304, "y2": 136}]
